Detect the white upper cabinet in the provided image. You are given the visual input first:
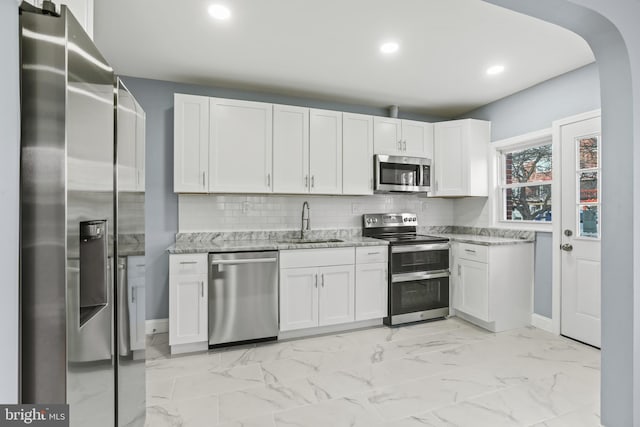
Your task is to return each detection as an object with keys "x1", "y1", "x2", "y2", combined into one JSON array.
[
  {"x1": 174, "y1": 94, "x2": 209, "y2": 193},
  {"x1": 432, "y1": 119, "x2": 490, "y2": 197},
  {"x1": 342, "y1": 113, "x2": 374, "y2": 195},
  {"x1": 374, "y1": 117, "x2": 433, "y2": 158},
  {"x1": 273, "y1": 105, "x2": 310, "y2": 194},
  {"x1": 209, "y1": 98, "x2": 273, "y2": 193},
  {"x1": 309, "y1": 109, "x2": 343, "y2": 194}
]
